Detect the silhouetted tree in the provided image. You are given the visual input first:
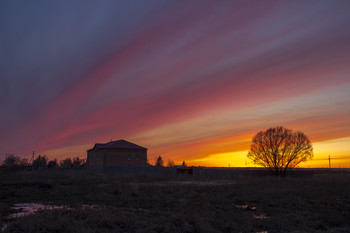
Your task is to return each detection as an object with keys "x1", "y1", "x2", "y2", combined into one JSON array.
[
  {"x1": 20, "y1": 158, "x2": 29, "y2": 167},
  {"x1": 73, "y1": 157, "x2": 86, "y2": 168},
  {"x1": 47, "y1": 159, "x2": 58, "y2": 169},
  {"x1": 60, "y1": 158, "x2": 73, "y2": 169},
  {"x1": 32, "y1": 155, "x2": 48, "y2": 169},
  {"x1": 3, "y1": 154, "x2": 21, "y2": 168},
  {"x1": 181, "y1": 161, "x2": 187, "y2": 167},
  {"x1": 155, "y1": 156, "x2": 164, "y2": 167},
  {"x1": 247, "y1": 126, "x2": 313, "y2": 176},
  {"x1": 166, "y1": 159, "x2": 175, "y2": 167}
]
